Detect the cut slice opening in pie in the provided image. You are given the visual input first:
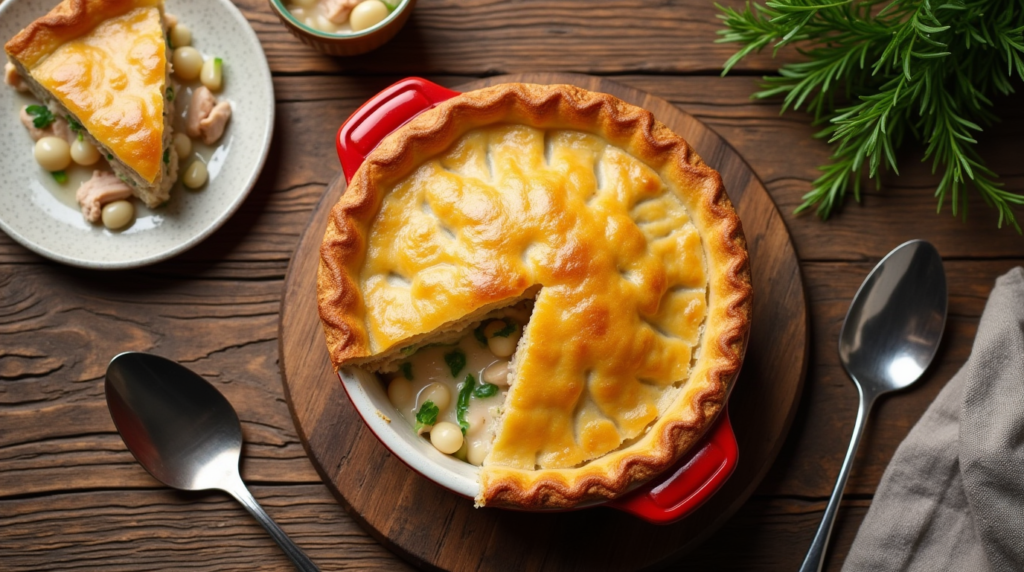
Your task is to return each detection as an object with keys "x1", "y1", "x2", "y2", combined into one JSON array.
[
  {"x1": 318, "y1": 83, "x2": 752, "y2": 509},
  {"x1": 5, "y1": 0, "x2": 178, "y2": 206}
]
